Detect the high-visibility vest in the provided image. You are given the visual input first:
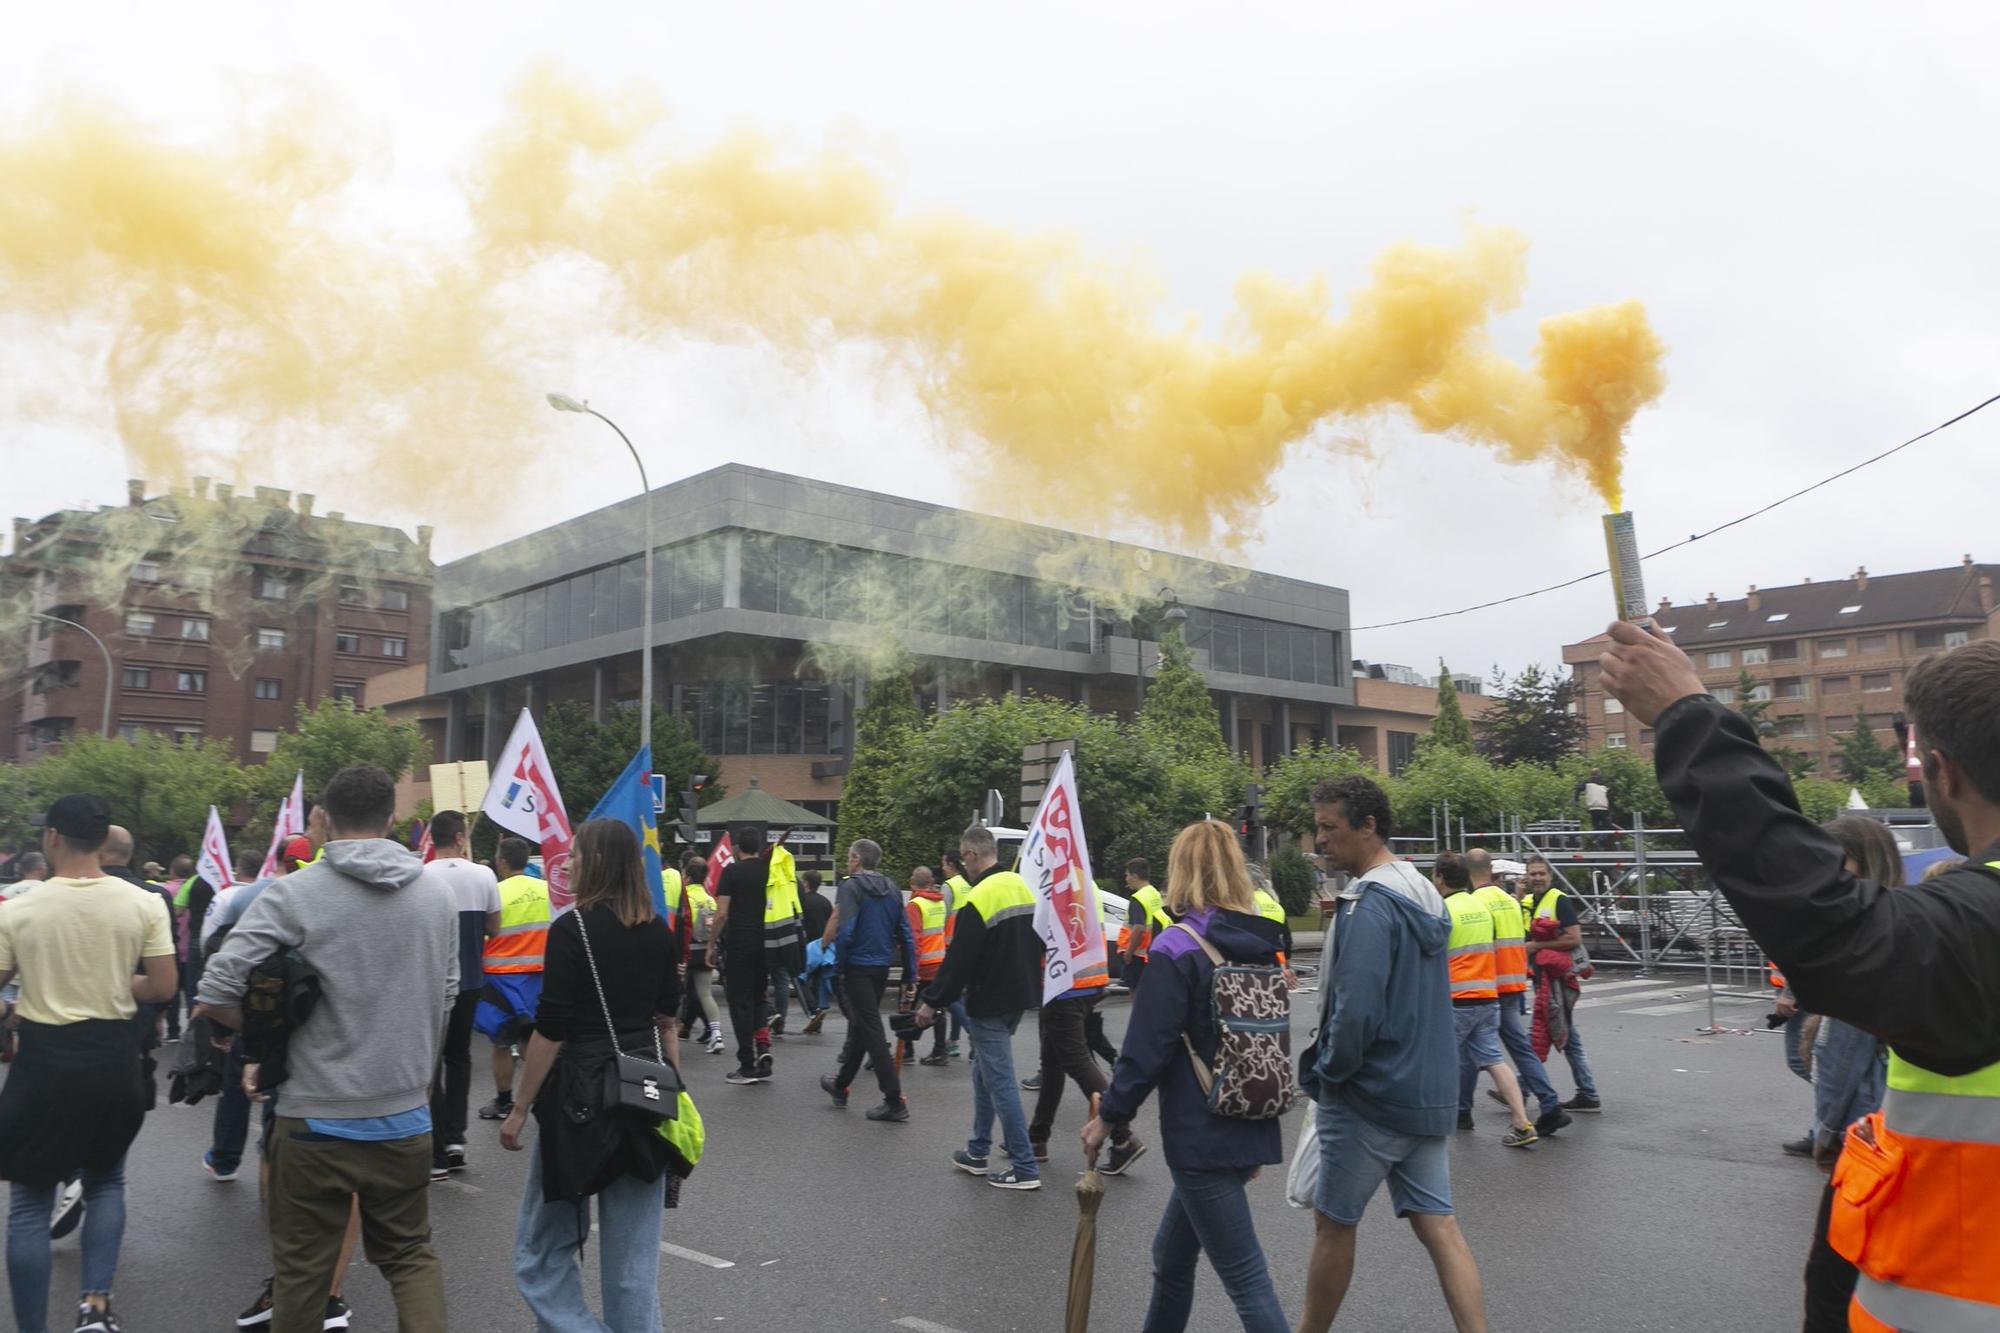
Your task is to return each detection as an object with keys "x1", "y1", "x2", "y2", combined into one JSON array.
[
  {"x1": 1767, "y1": 961, "x2": 1788, "y2": 990},
  {"x1": 484, "y1": 873, "x2": 551, "y2": 974},
  {"x1": 943, "y1": 874, "x2": 971, "y2": 945},
  {"x1": 763, "y1": 846, "x2": 802, "y2": 949},
  {"x1": 1831, "y1": 858, "x2": 2000, "y2": 1332},
  {"x1": 911, "y1": 894, "x2": 948, "y2": 977},
  {"x1": 1444, "y1": 893, "x2": 1499, "y2": 1002},
  {"x1": 1473, "y1": 884, "x2": 1529, "y2": 994},
  {"x1": 1132, "y1": 883, "x2": 1170, "y2": 958},
  {"x1": 1251, "y1": 888, "x2": 1286, "y2": 924},
  {"x1": 967, "y1": 870, "x2": 1036, "y2": 925},
  {"x1": 1531, "y1": 887, "x2": 1568, "y2": 922},
  {"x1": 661, "y1": 867, "x2": 684, "y2": 936}
]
